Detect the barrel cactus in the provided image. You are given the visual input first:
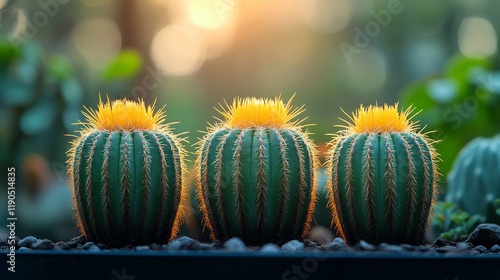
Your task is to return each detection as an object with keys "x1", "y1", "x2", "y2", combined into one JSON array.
[
  {"x1": 446, "y1": 135, "x2": 500, "y2": 225},
  {"x1": 195, "y1": 96, "x2": 318, "y2": 244},
  {"x1": 67, "y1": 98, "x2": 187, "y2": 244},
  {"x1": 312, "y1": 167, "x2": 332, "y2": 229},
  {"x1": 326, "y1": 104, "x2": 439, "y2": 245}
]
